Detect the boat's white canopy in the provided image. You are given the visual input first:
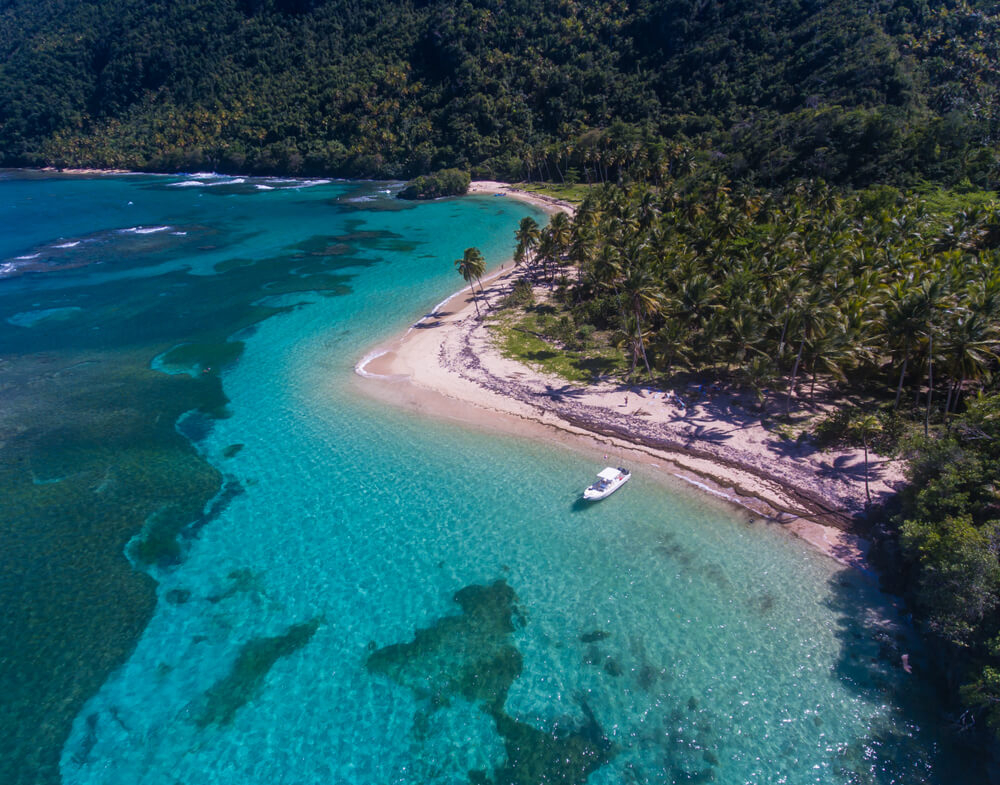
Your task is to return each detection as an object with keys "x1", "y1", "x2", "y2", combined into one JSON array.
[{"x1": 597, "y1": 467, "x2": 621, "y2": 480}]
